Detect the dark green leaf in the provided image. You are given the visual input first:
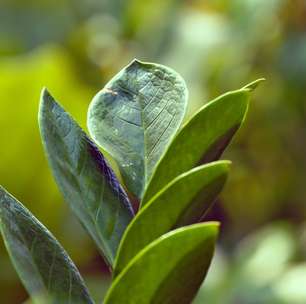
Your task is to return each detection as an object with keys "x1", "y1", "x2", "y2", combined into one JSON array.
[
  {"x1": 113, "y1": 161, "x2": 229, "y2": 277},
  {"x1": 87, "y1": 59, "x2": 188, "y2": 198},
  {"x1": 0, "y1": 186, "x2": 94, "y2": 304},
  {"x1": 142, "y1": 84, "x2": 259, "y2": 206},
  {"x1": 39, "y1": 89, "x2": 134, "y2": 267},
  {"x1": 105, "y1": 222, "x2": 218, "y2": 304}
]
